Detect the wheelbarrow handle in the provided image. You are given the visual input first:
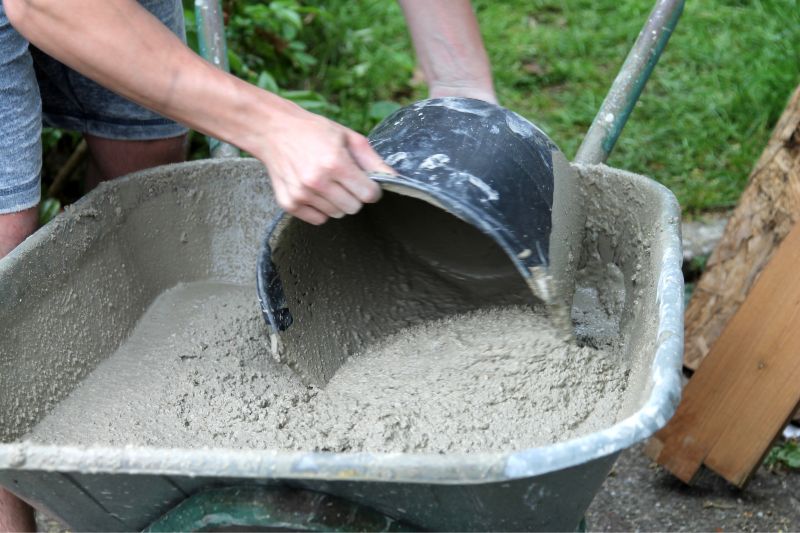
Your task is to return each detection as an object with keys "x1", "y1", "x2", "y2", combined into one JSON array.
[
  {"x1": 575, "y1": 0, "x2": 685, "y2": 165},
  {"x1": 194, "y1": 0, "x2": 240, "y2": 158}
]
